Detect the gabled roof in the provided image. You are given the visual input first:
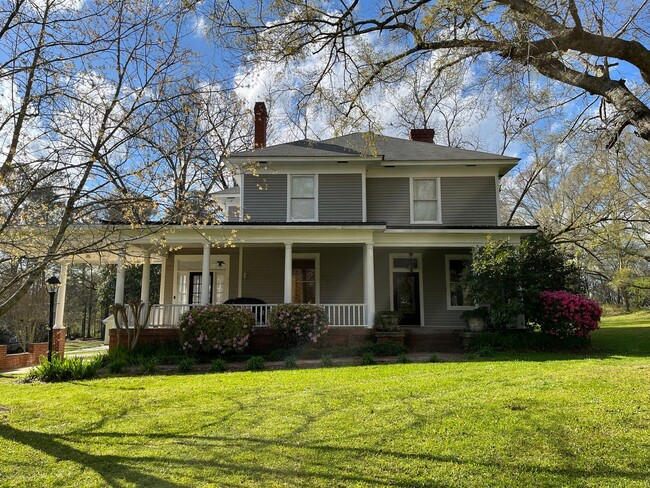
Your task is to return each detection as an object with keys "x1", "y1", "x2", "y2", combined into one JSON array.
[{"x1": 229, "y1": 132, "x2": 519, "y2": 163}]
